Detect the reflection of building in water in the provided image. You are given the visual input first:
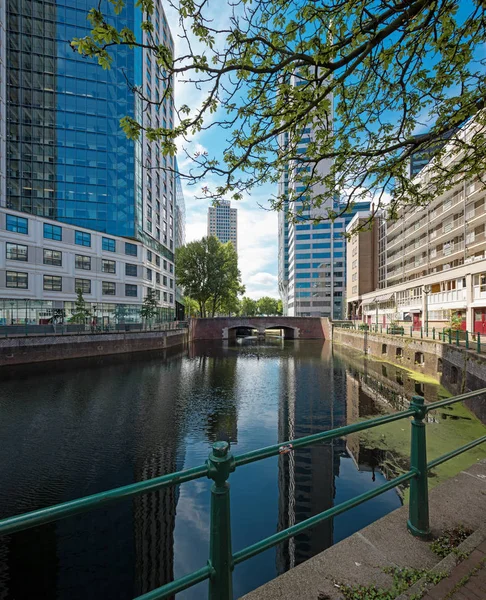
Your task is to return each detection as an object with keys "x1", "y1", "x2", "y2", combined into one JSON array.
[
  {"x1": 276, "y1": 354, "x2": 346, "y2": 573},
  {"x1": 133, "y1": 369, "x2": 186, "y2": 597}
]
